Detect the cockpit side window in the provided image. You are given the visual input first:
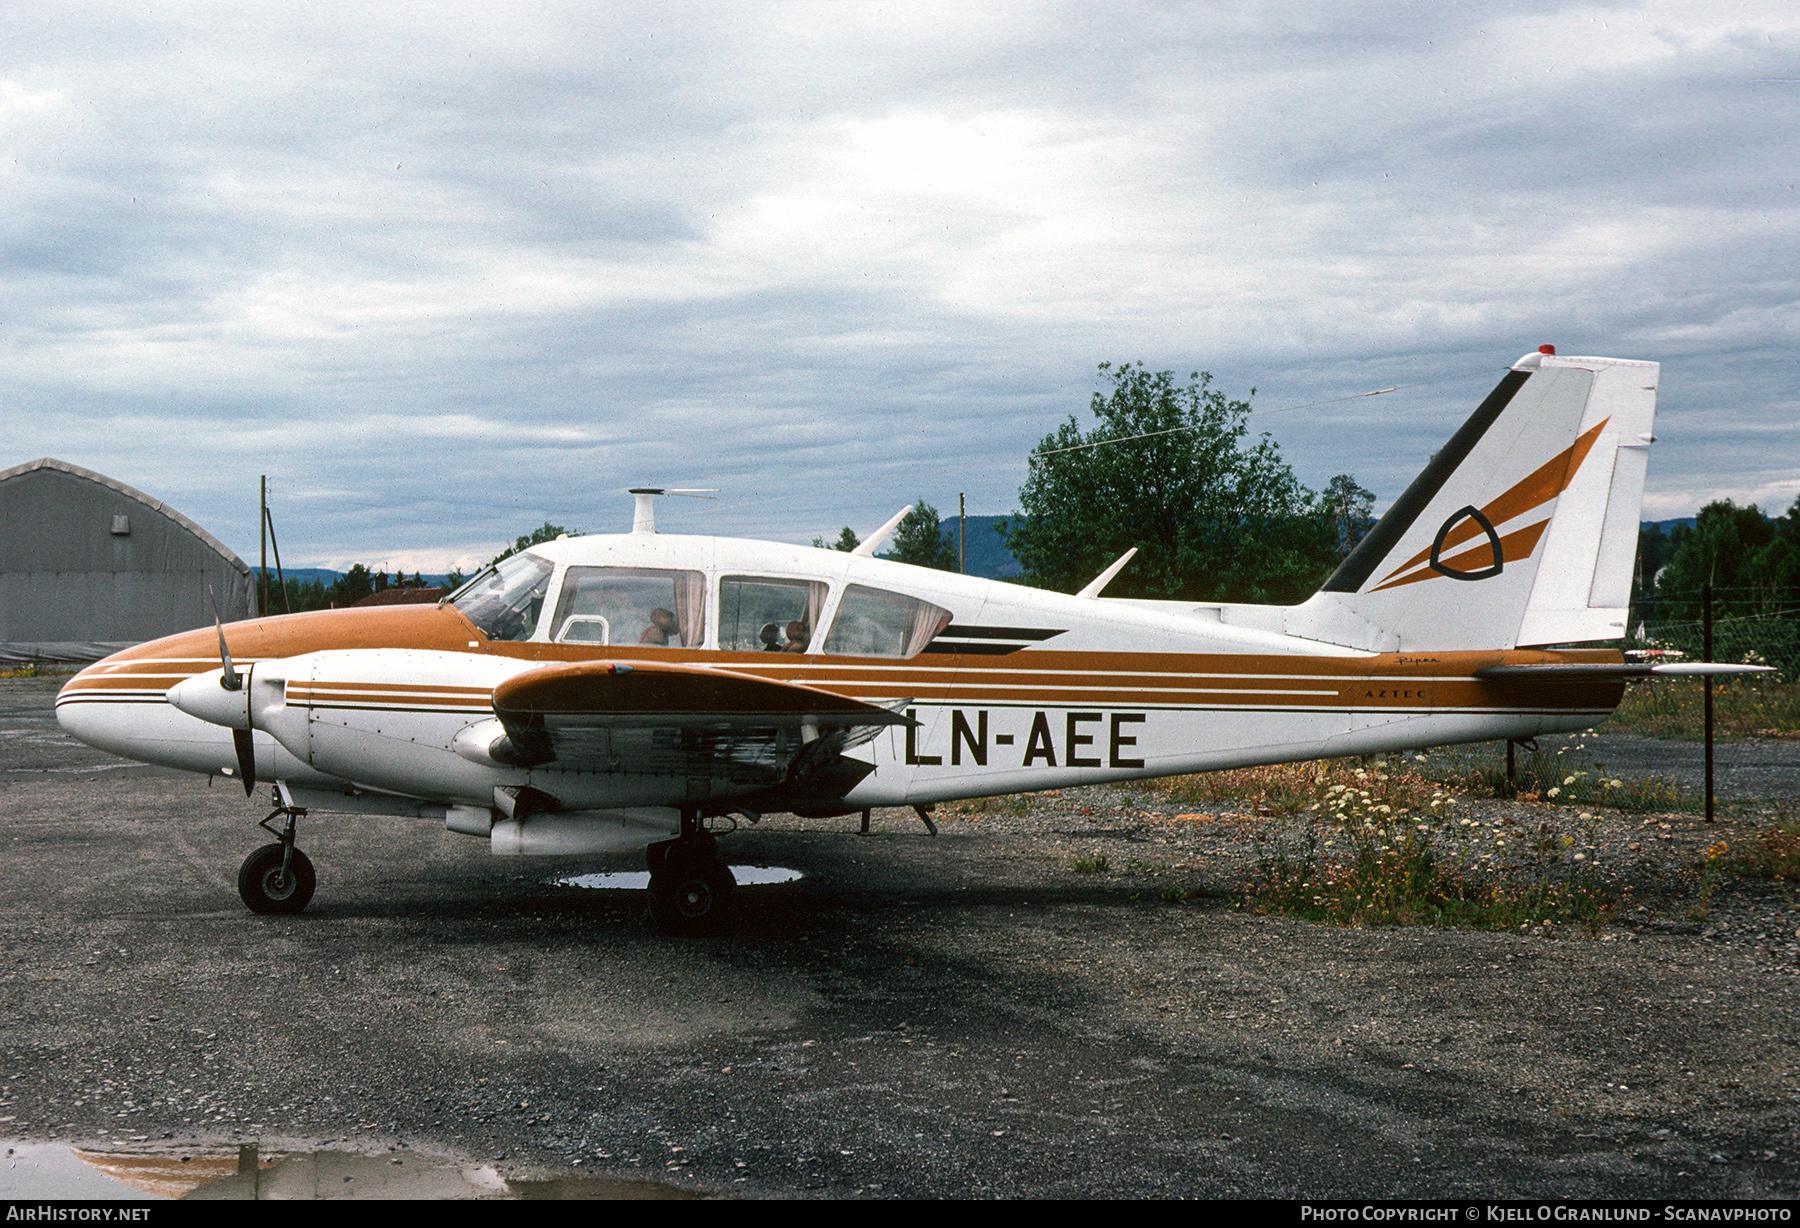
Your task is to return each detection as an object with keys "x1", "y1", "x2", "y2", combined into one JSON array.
[
  {"x1": 547, "y1": 567, "x2": 706, "y2": 647},
  {"x1": 821, "y1": 585, "x2": 951, "y2": 658},
  {"x1": 451, "y1": 553, "x2": 554, "y2": 642},
  {"x1": 719, "y1": 577, "x2": 828, "y2": 653}
]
